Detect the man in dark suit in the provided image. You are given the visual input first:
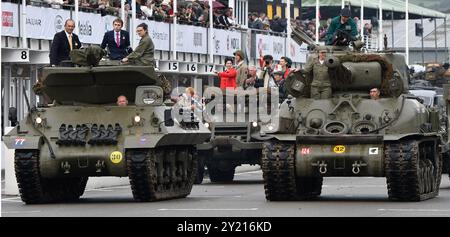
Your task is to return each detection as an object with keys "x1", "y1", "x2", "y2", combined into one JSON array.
[
  {"x1": 101, "y1": 18, "x2": 131, "y2": 60},
  {"x1": 49, "y1": 19, "x2": 82, "y2": 66}
]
